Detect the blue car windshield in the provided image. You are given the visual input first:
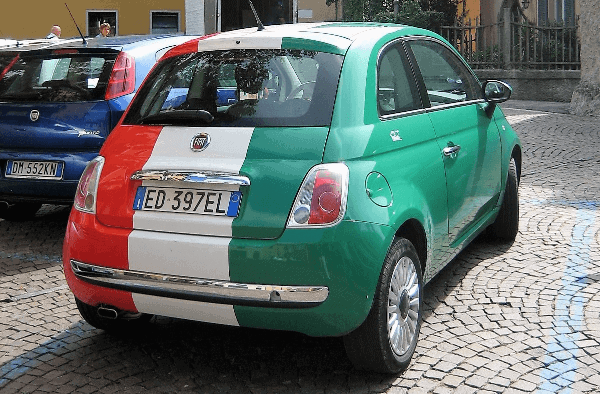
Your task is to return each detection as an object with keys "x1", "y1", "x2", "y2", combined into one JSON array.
[
  {"x1": 123, "y1": 49, "x2": 343, "y2": 128},
  {"x1": 0, "y1": 53, "x2": 116, "y2": 102}
]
